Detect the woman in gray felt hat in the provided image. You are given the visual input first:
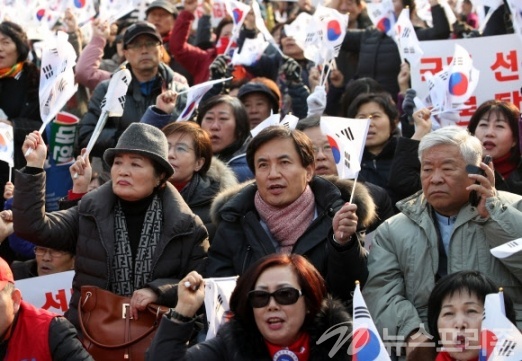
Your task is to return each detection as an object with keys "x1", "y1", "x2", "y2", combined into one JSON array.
[{"x1": 12, "y1": 123, "x2": 209, "y2": 330}]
